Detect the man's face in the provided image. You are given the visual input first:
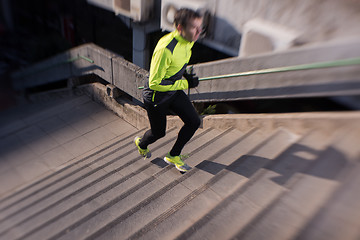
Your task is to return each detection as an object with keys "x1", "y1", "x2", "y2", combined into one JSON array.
[{"x1": 179, "y1": 17, "x2": 203, "y2": 42}]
